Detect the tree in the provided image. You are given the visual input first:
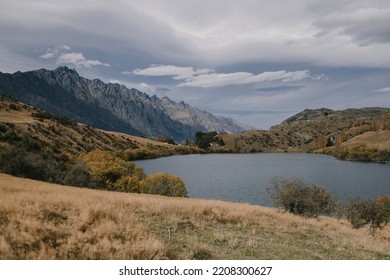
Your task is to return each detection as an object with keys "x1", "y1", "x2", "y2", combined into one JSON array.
[
  {"x1": 194, "y1": 131, "x2": 221, "y2": 149},
  {"x1": 140, "y1": 173, "x2": 188, "y2": 197}
]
